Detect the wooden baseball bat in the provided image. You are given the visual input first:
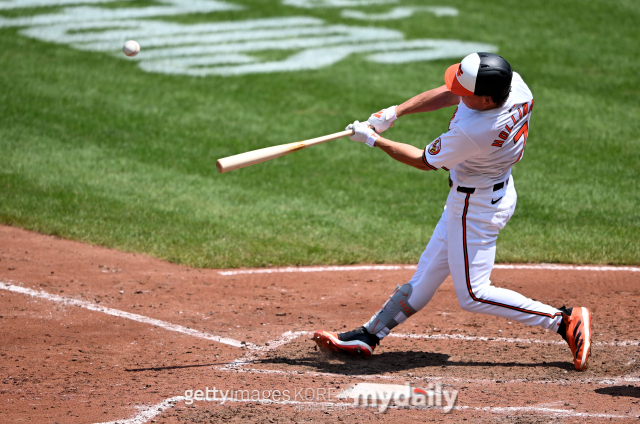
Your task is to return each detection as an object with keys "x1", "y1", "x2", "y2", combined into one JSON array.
[{"x1": 216, "y1": 128, "x2": 355, "y2": 173}]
